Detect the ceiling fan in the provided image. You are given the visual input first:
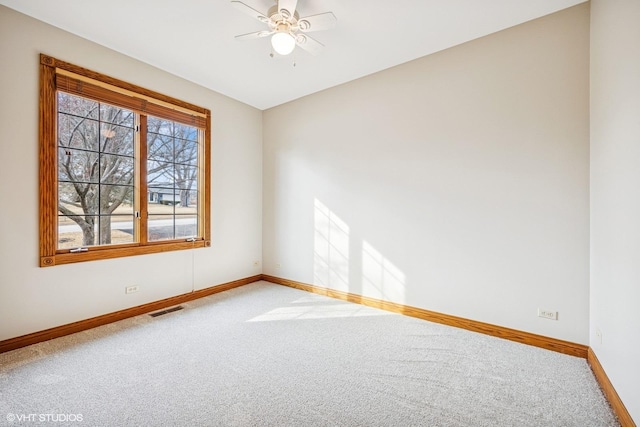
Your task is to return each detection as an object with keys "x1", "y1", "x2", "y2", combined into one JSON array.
[{"x1": 231, "y1": 0, "x2": 337, "y2": 56}]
